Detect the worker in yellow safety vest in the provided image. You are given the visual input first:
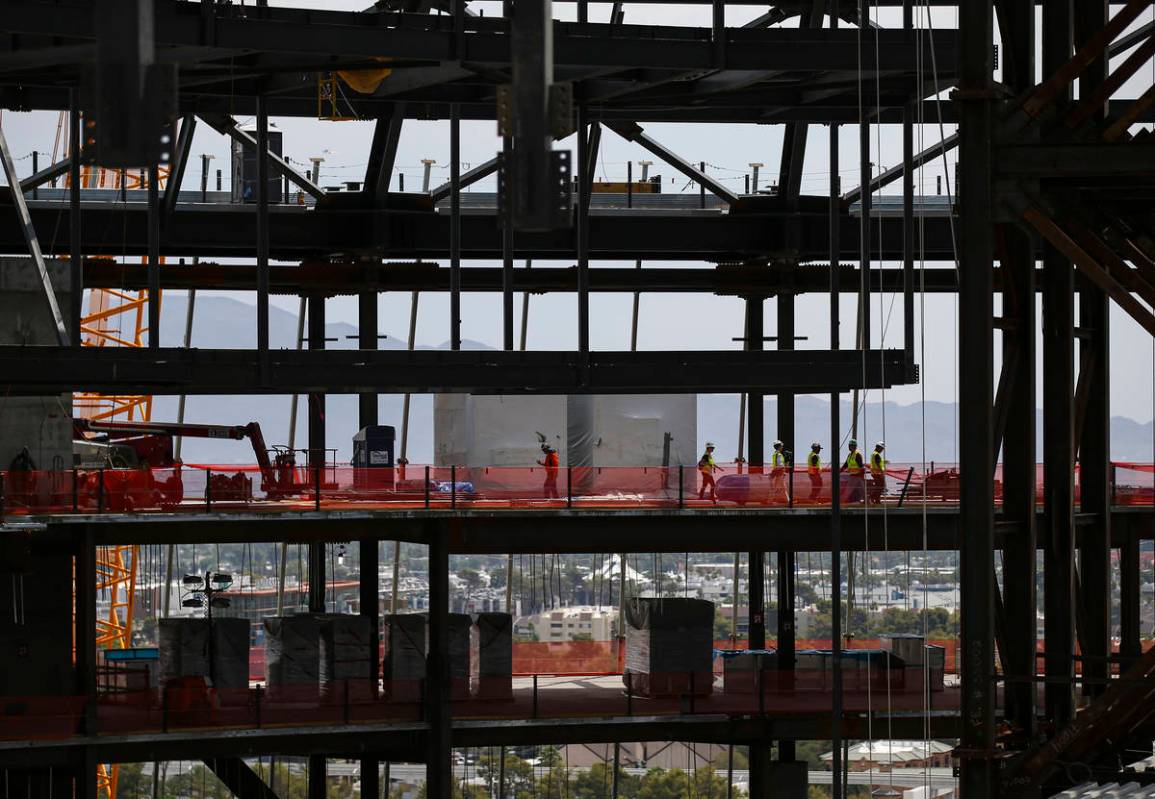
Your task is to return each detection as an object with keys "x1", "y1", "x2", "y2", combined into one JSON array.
[
  {"x1": 807, "y1": 442, "x2": 823, "y2": 502},
  {"x1": 770, "y1": 440, "x2": 790, "y2": 504},
  {"x1": 869, "y1": 441, "x2": 888, "y2": 501},
  {"x1": 698, "y1": 442, "x2": 723, "y2": 503},
  {"x1": 843, "y1": 439, "x2": 865, "y2": 503}
]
